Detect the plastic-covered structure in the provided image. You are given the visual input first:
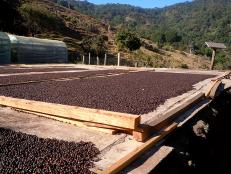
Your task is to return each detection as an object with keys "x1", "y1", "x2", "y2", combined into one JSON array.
[
  {"x1": 0, "y1": 32, "x2": 11, "y2": 64},
  {"x1": 8, "y1": 34, "x2": 68, "y2": 63}
]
